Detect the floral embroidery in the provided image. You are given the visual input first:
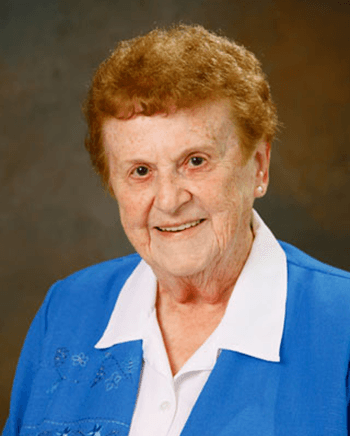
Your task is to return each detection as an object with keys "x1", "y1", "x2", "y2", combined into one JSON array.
[
  {"x1": 90, "y1": 351, "x2": 115, "y2": 388},
  {"x1": 122, "y1": 356, "x2": 137, "y2": 379},
  {"x1": 54, "y1": 427, "x2": 86, "y2": 435},
  {"x1": 47, "y1": 347, "x2": 140, "y2": 394},
  {"x1": 24, "y1": 420, "x2": 132, "y2": 436},
  {"x1": 87, "y1": 425, "x2": 102, "y2": 436},
  {"x1": 46, "y1": 348, "x2": 71, "y2": 394},
  {"x1": 46, "y1": 380, "x2": 60, "y2": 394},
  {"x1": 54, "y1": 348, "x2": 70, "y2": 367},
  {"x1": 91, "y1": 364, "x2": 106, "y2": 388},
  {"x1": 72, "y1": 353, "x2": 89, "y2": 367},
  {"x1": 29, "y1": 423, "x2": 126, "y2": 436},
  {"x1": 56, "y1": 427, "x2": 71, "y2": 436},
  {"x1": 105, "y1": 372, "x2": 122, "y2": 391}
]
